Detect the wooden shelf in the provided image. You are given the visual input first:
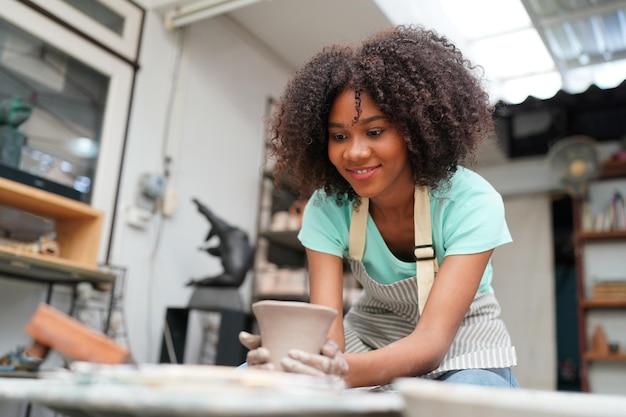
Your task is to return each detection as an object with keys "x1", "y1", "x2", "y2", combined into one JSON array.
[
  {"x1": 576, "y1": 230, "x2": 626, "y2": 241},
  {"x1": 260, "y1": 230, "x2": 303, "y2": 252},
  {"x1": 0, "y1": 177, "x2": 103, "y2": 269},
  {"x1": 582, "y1": 299, "x2": 626, "y2": 309},
  {"x1": 0, "y1": 247, "x2": 115, "y2": 284},
  {"x1": 583, "y1": 352, "x2": 626, "y2": 361},
  {"x1": 600, "y1": 158, "x2": 626, "y2": 179}
]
